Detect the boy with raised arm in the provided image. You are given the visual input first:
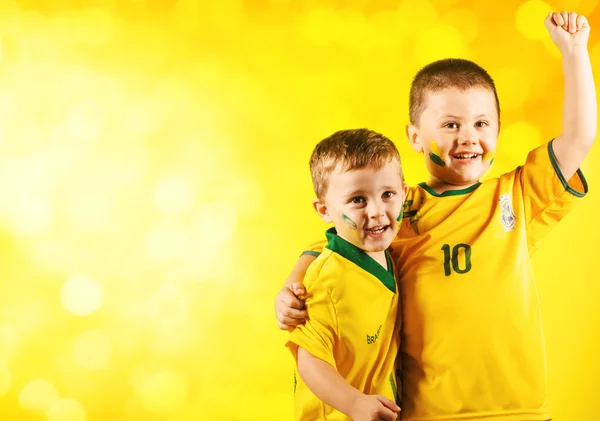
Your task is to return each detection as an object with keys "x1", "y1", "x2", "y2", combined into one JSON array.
[{"x1": 277, "y1": 11, "x2": 595, "y2": 421}]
